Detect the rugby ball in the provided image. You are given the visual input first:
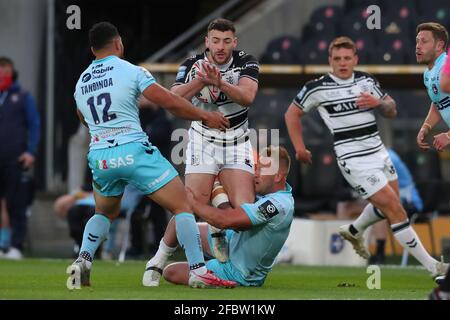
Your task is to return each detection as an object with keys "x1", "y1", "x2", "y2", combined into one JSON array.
[{"x1": 187, "y1": 59, "x2": 221, "y2": 104}]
